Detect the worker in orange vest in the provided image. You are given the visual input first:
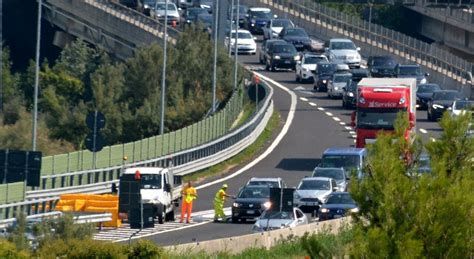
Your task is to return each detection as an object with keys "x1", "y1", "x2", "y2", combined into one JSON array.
[{"x1": 180, "y1": 181, "x2": 197, "y2": 223}]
